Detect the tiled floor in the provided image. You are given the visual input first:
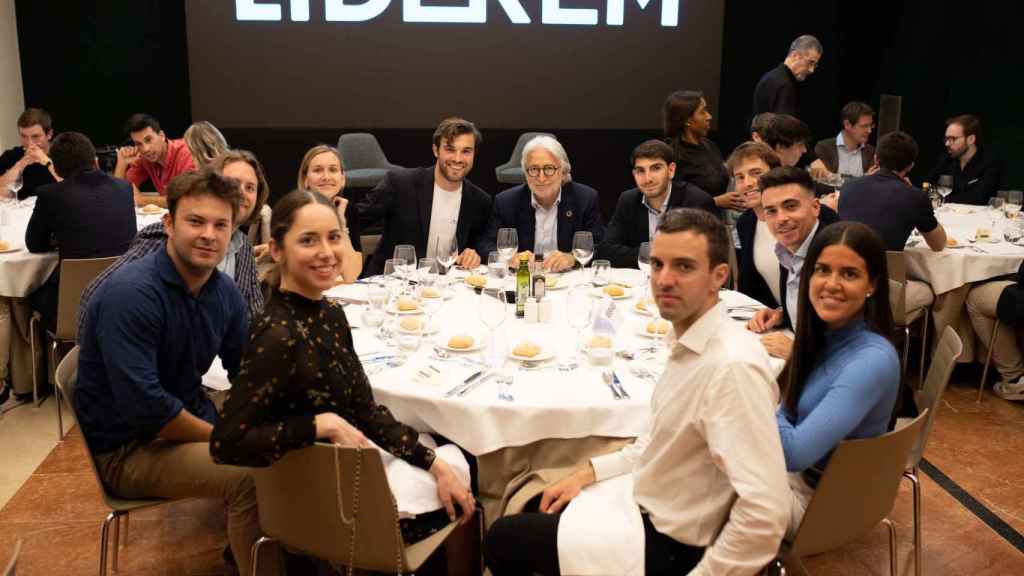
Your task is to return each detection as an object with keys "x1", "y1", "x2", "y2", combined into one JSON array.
[{"x1": 0, "y1": 372, "x2": 1022, "y2": 575}]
